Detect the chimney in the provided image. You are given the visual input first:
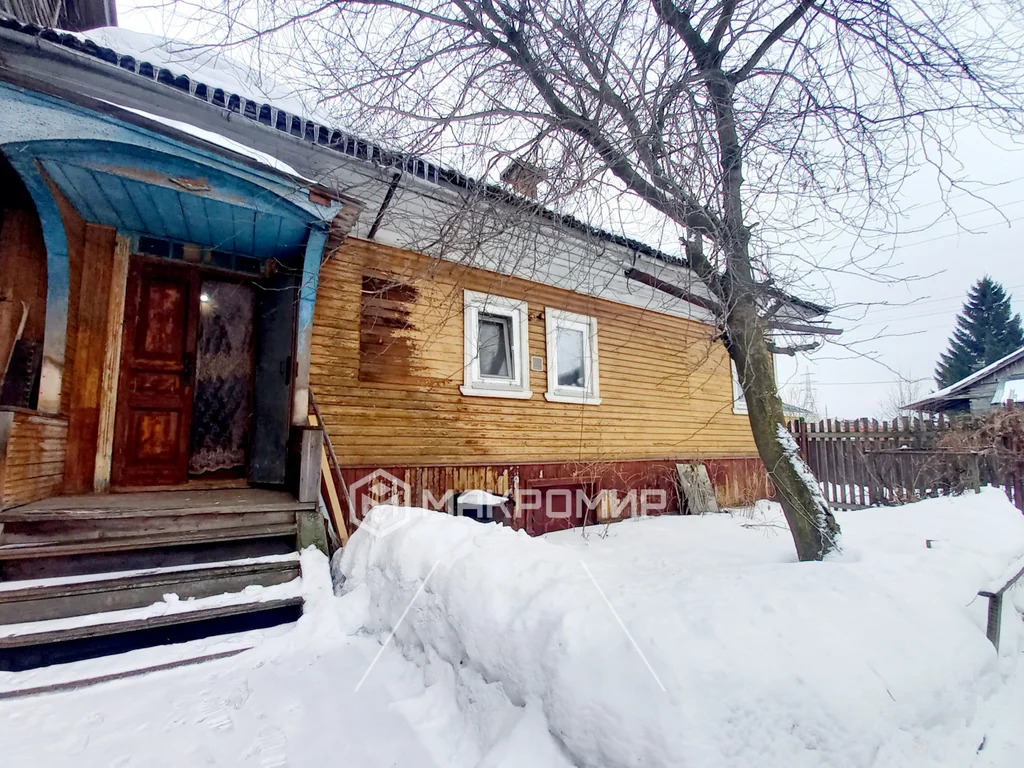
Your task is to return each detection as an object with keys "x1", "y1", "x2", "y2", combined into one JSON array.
[{"x1": 500, "y1": 159, "x2": 547, "y2": 200}]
